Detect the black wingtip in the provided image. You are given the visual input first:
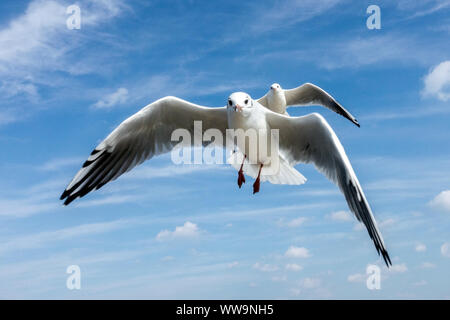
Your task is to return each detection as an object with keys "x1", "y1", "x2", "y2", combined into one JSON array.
[
  {"x1": 60, "y1": 190, "x2": 68, "y2": 201},
  {"x1": 380, "y1": 248, "x2": 392, "y2": 268}
]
